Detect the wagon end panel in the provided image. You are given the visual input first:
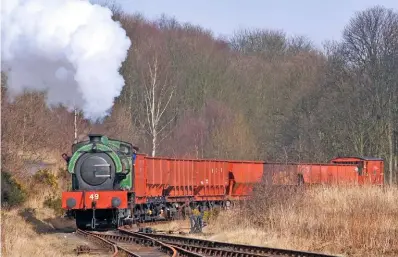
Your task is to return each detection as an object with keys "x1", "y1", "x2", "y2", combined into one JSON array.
[
  {"x1": 263, "y1": 163, "x2": 299, "y2": 186},
  {"x1": 378, "y1": 161, "x2": 384, "y2": 184},
  {"x1": 230, "y1": 162, "x2": 263, "y2": 198},
  {"x1": 365, "y1": 160, "x2": 384, "y2": 185},
  {"x1": 133, "y1": 155, "x2": 147, "y2": 204}
]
